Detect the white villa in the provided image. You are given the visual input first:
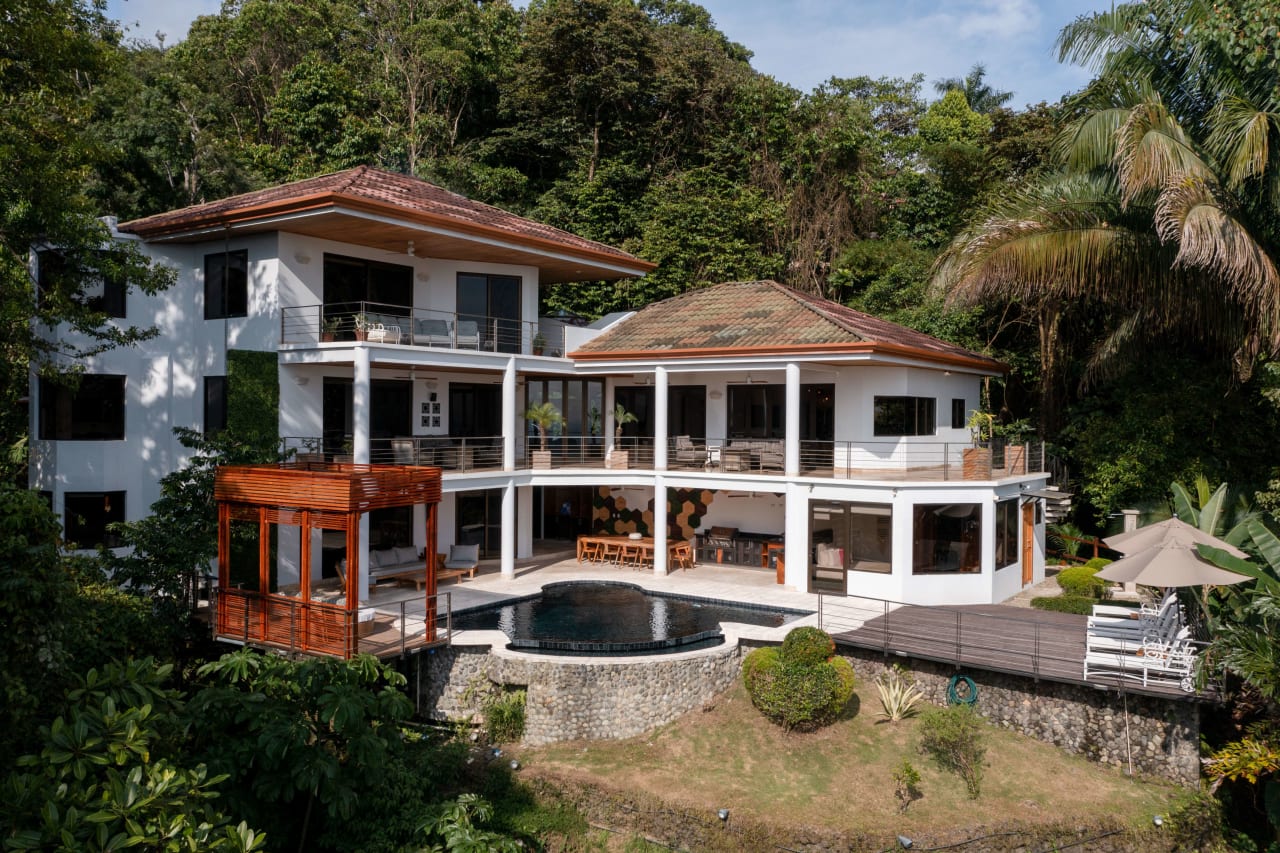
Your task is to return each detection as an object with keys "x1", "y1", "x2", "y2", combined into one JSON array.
[{"x1": 30, "y1": 166, "x2": 1055, "y2": 608}]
